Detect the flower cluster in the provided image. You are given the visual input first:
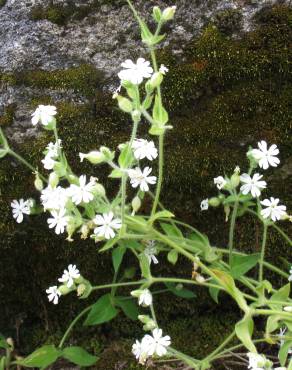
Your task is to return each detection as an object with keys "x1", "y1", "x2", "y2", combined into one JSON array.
[
  {"x1": 132, "y1": 328, "x2": 171, "y2": 365},
  {"x1": 46, "y1": 264, "x2": 81, "y2": 304},
  {"x1": 201, "y1": 141, "x2": 289, "y2": 224}
]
